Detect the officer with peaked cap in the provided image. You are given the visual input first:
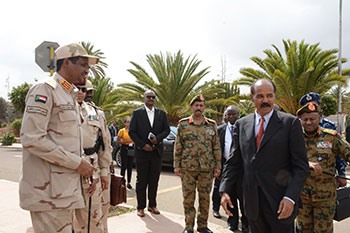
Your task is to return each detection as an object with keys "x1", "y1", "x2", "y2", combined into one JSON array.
[
  {"x1": 19, "y1": 43, "x2": 99, "y2": 233},
  {"x1": 296, "y1": 102, "x2": 350, "y2": 232},
  {"x1": 174, "y1": 94, "x2": 221, "y2": 233},
  {"x1": 299, "y1": 92, "x2": 348, "y2": 188},
  {"x1": 73, "y1": 78, "x2": 112, "y2": 233}
]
